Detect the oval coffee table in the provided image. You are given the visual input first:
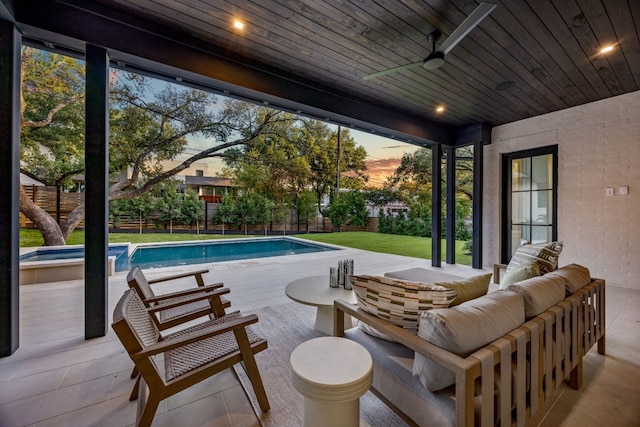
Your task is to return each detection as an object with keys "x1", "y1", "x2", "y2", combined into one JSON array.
[{"x1": 285, "y1": 275, "x2": 357, "y2": 335}]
